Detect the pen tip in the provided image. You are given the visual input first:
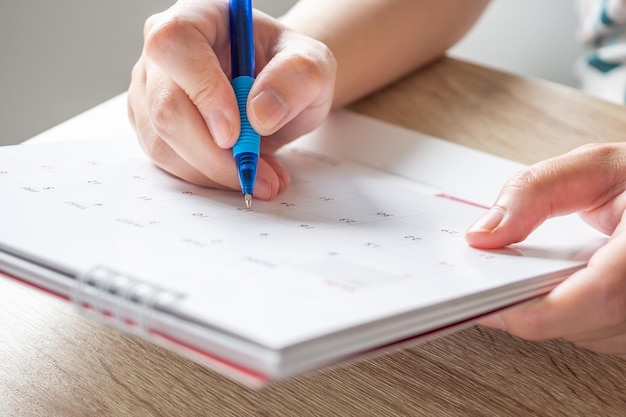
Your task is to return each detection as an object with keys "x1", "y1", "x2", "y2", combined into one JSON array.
[{"x1": 244, "y1": 193, "x2": 252, "y2": 209}]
